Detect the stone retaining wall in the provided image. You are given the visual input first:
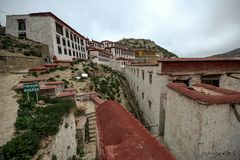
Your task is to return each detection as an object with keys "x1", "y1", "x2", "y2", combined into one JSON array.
[{"x1": 0, "y1": 55, "x2": 43, "y2": 72}]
